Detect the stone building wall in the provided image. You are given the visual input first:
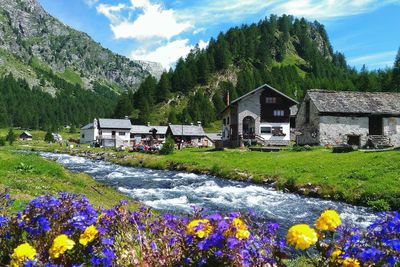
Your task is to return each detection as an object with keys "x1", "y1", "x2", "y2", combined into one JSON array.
[
  {"x1": 237, "y1": 91, "x2": 261, "y2": 136},
  {"x1": 295, "y1": 95, "x2": 320, "y2": 145},
  {"x1": 384, "y1": 117, "x2": 400, "y2": 146},
  {"x1": 319, "y1": 116, "x2": 369, "y2": 146}
]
